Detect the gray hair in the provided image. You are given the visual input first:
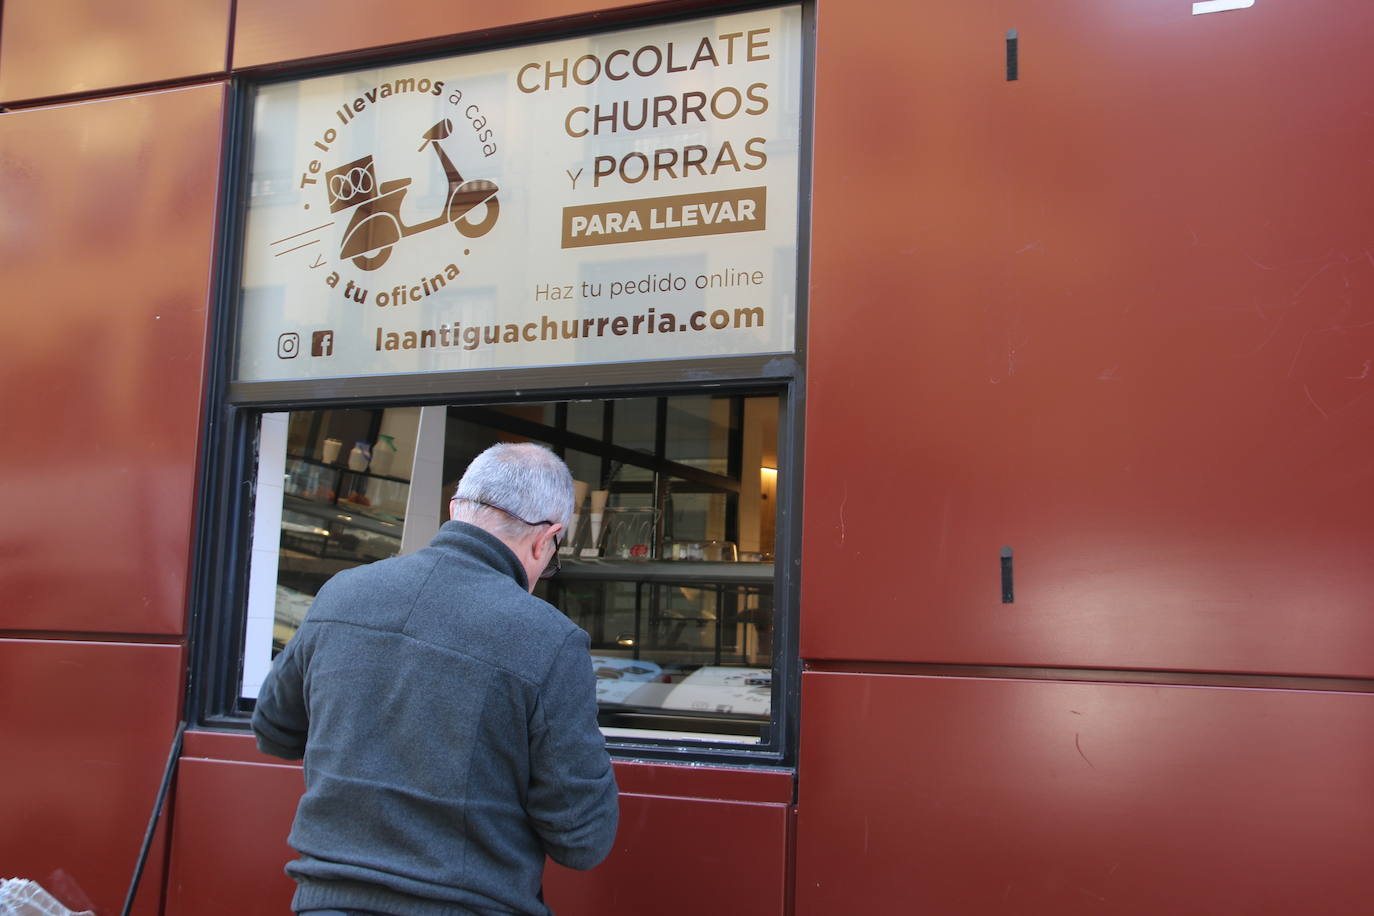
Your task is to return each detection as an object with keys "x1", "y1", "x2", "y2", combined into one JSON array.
[{"x1": 452, "y1": 442, "x2": 574, "y2": 539}]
